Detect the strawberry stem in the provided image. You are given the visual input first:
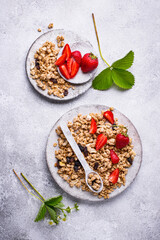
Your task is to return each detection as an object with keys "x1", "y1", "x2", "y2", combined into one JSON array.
[
  {"x1": 21, "y1": 173, "x2": 45, "y2": 201},
  {"x1": 13, "y1": 169, "x2": 44, "y2": 203},
  {"x1": 92, "y1": 13, "x2": 111, "y2": 68}
]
